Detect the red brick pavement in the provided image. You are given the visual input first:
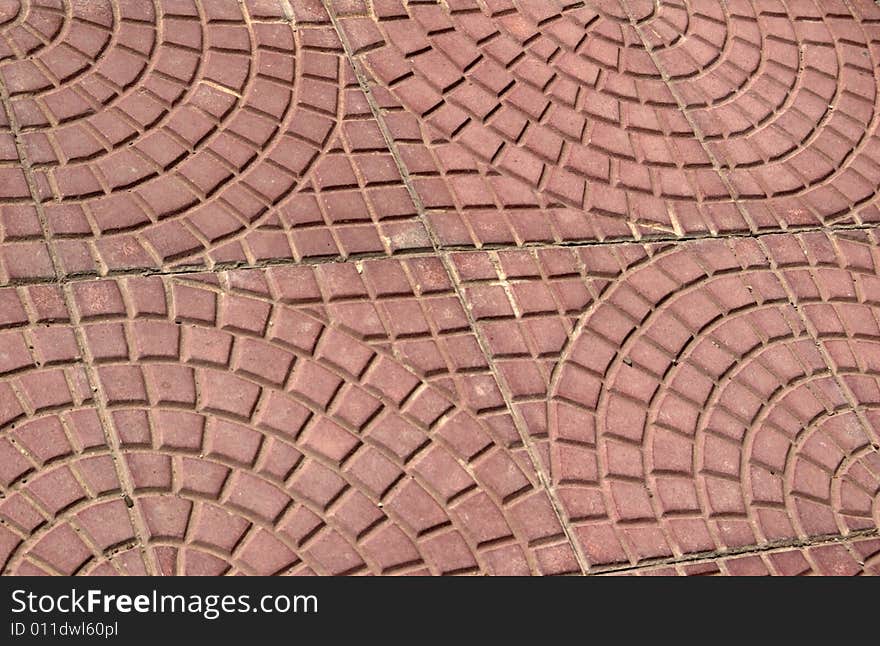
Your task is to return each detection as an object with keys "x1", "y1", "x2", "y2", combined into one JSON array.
[{"x1": 0, "y1": 0, "x2": 879, "y2": 575}]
